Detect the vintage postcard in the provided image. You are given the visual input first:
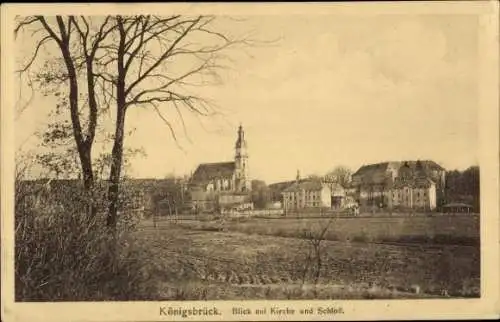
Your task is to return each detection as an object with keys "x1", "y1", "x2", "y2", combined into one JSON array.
[{"x1": 1, "y1": 1, "x2": 499, "y2": 321}]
